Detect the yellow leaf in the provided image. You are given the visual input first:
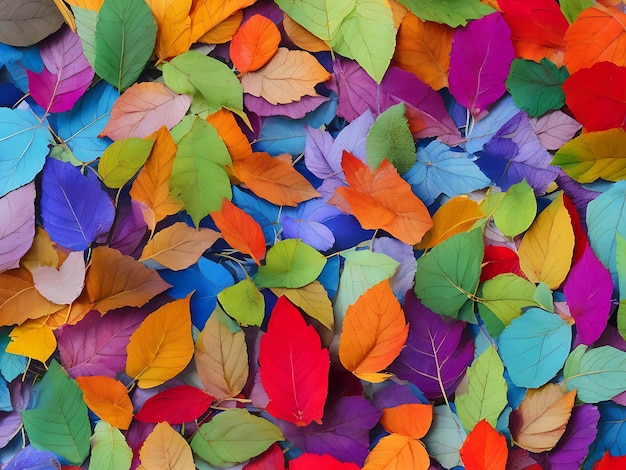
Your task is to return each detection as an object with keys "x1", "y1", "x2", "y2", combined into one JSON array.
[
  {"x1": 271, "y1": 281, "x2": 334, "y2": 331},
  {"x1": 52, "y1": 0, "x2": 76, "y2": 31},
  {"x1": 145, "y1": 0, "x2": 193, "y2": 61},
  {"x1": 282, "y1": 14, "x2": 331, "y2": 53},
  {"x1": 194, "y1": 311, "x2": 249, "y2": 400},
  {"x1": 189, "y1": 0, "x2": 255, "y2": 44},
  {"x1": 197, "y1": 10, "x2": 243, "y2": 44},
  {"x1": 363, "y1": 433, "x2": 430, "y2": 470},
  {"x1": 21, "y1": 227, "x2": 59, "y2": 271},
  {"x1": 140, "y1": 222, "x2": 220, "y2": 271},
  {"x1": 339, "y1": 279, "x2": 408, "y2": 382},
  {"x1": 137, "y1": 422, "x2": 195, "y2": 470},
  {"x1": 0, "y1": 268, "x2": 62, "y2": 326},
  {"x1": 64, "y1": 0, "x2": 103, "y2": 9},
  {"x1": 518, "y1": 192, "x2": 575, "y2": 289},
  {"x1": 381, "y1": 404, "x2": 433, "y2": 439},
  {"x1": 126, "y1": 296, "x2": 194, "y2": 389},
  {"x1": 76, "y1": 375, "x2": 134, "y2": 430},
  {"x1": 240, "y1": 48, "x2": 331, "y2": 105},
  {"x1": 7, "y1": 321, "x2": 56, "y2": 362}
]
